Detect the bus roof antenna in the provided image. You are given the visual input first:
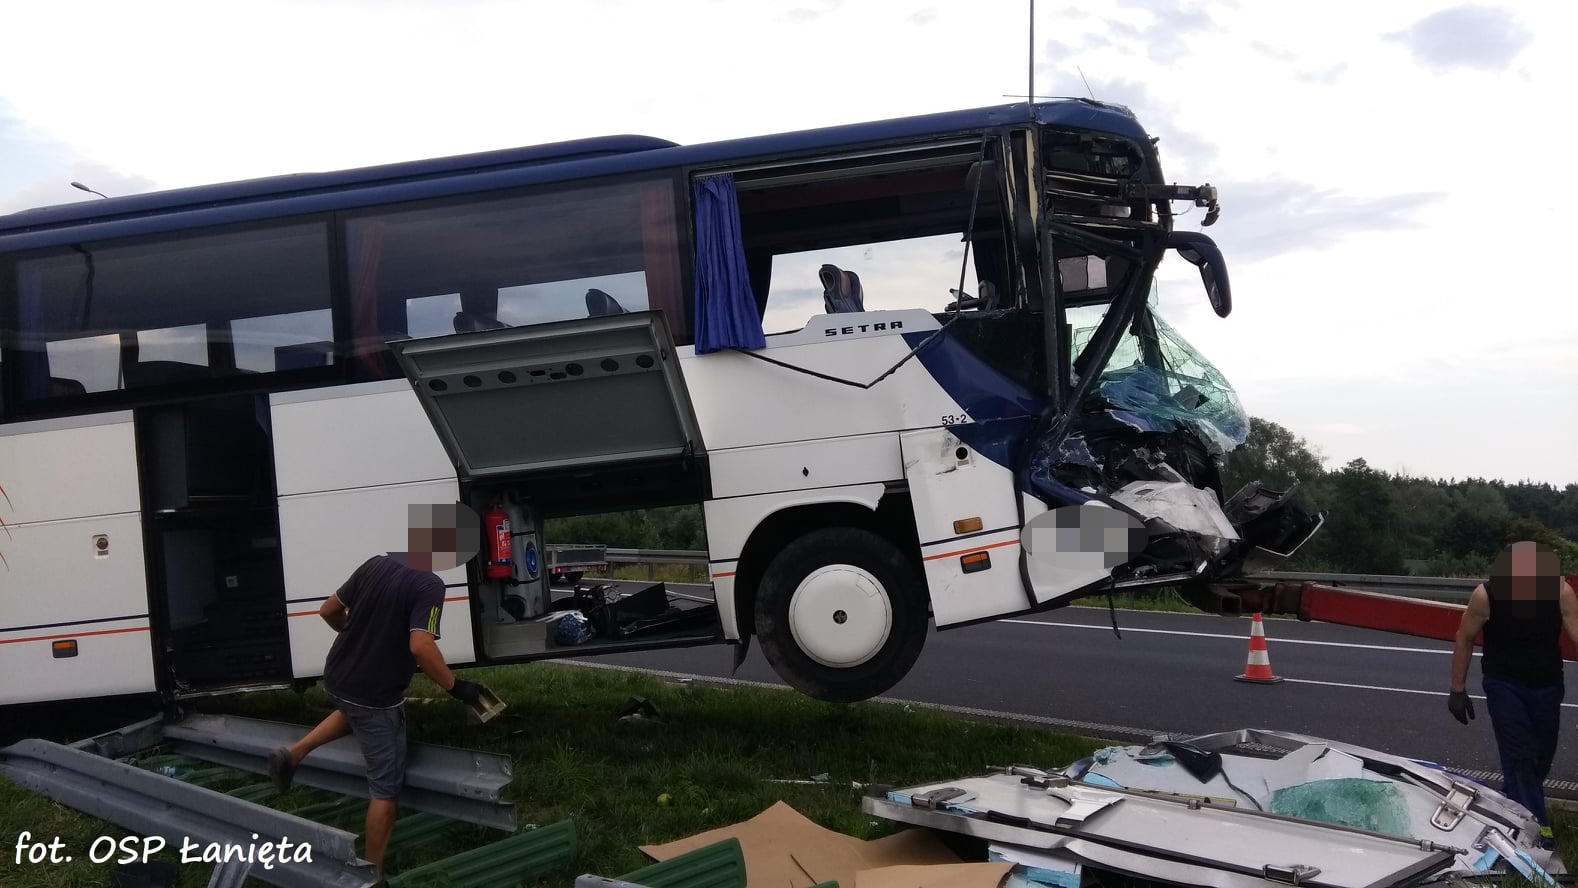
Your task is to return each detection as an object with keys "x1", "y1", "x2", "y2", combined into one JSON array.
[
  {"x1": 1028, "y1": 0, "x2": 1036, "y2": 119},
  {"x1": 71, "y1": 182, "x2": 109, "y2": 199},
  {"x1": 1078, "y1": 66, "x2": 1096, "y2": 100}
]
